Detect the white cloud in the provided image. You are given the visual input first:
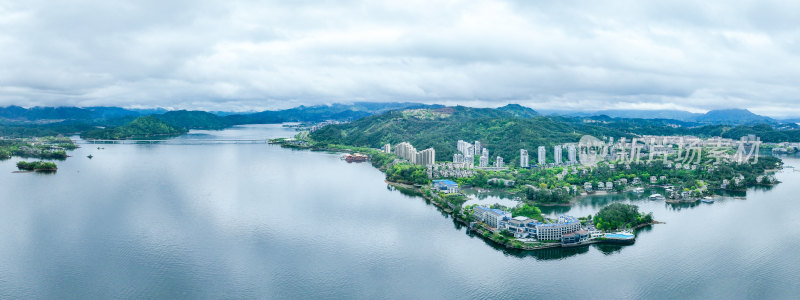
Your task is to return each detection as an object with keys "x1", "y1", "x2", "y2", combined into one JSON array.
[{"x1": 0, "y1": 0, "x2": 799, "y2": 116}]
